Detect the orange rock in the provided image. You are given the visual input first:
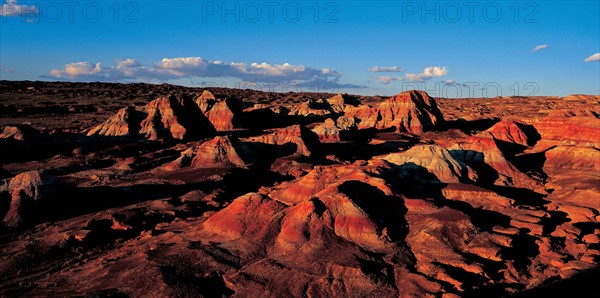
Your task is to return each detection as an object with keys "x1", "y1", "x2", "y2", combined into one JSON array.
[
  {"x1": 87, "y1": 106, "x2": 145, "y2": 137},
  {"x1": 139, "y1": 94, "x2": 215, "y2": 140},
  {"x1": 0, "y1": 125, "x2": 43, "y2": 141},
  {"x1": 245, "y1": 124, "x2": 319, "y2": 156},
  {"x1": 311, "y1": 118, "x2": 342, "y2": 143},
  {"x1": 90, "y1": 94, "x2": 216, "y2": 140},
  {"x1": 485, "y1": 120, "x2": 532, "y2": 146},
  {"x1": 165, "y1": 136, "x2": 255, "y2": 170},
  {"x1": 0, "y1": 171, "x2": 54, "y2": 227},
  {"x1": 381, "y1": 145, "x2": 477, "y2": 183},
  {"x1": 534, "y1": 109, "x2": 600, "y2": 147},
  {"x1": 195, "y1": 90, "x2": 217, "y2": 113},
  {"x1": 375, "y1": 90, "x2": 445, "y2": 134}
]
